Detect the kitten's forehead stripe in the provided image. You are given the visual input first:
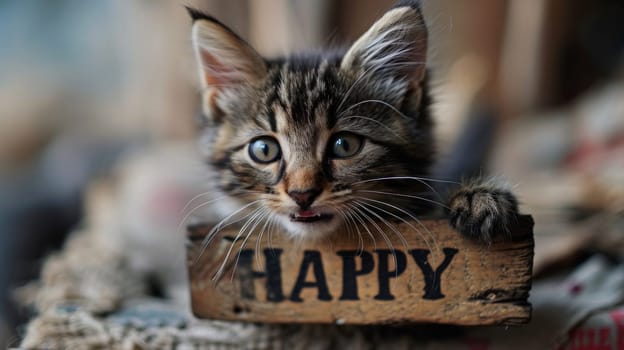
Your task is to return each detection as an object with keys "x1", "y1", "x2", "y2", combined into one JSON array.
[
  {"x1": 261, "y1": 69, "x2": 286, "y2": 132},
  {"x1": 268, "y1": 61, "x2": 340, "y2": 136},
  {"x1": 267, "y1": 109, "x2": 277, "y2": 132}
]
